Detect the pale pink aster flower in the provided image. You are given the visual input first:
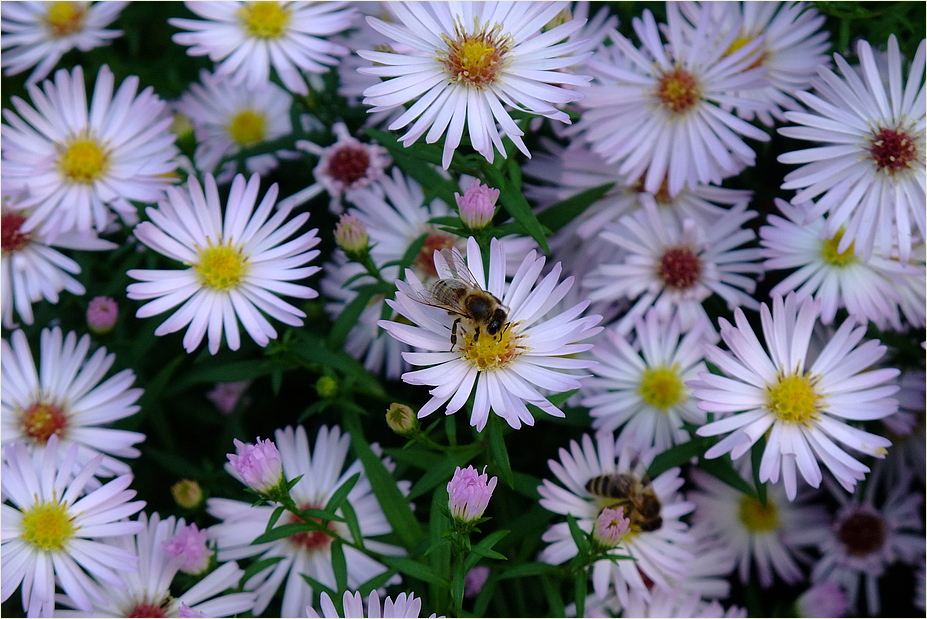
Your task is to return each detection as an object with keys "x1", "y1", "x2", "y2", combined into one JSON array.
[
  {"x1": 1, "y1": 327, "x2": 144, "y2": 478},
  {"x1": 778, "y1": 35, "x2": 926, "y2": 261},
  {"x1": 448, "y1": 465, "x2": 497, "y2": 523},
  {"x1": 307, "y1": 590, "x2": 440, "y2": 618},
  {"x1": 455, "y1": 180, "x2": 498, "y2": 229},
  {"x1": 0, "y1": 437, "x2": 144, "y2": 617},
  {"x1": 170, "y1": 1, "x2": 356, "y2": 96},
  {"x1": 593, "y1": 506, "x2": 631, "y2": 549},
  {"x1": 86, "y1": 296, "x2": 118, "y2": 334},
  {"x1": 126, "y1": 173, "x2": 321, "y2": 355},
  {"x1": 358, "y1": 1, "x2": 593, "y2": 168},
  {"x1": 572, "y1": 4, "x2": 771, "y2": 196},
  {"x1": 206, "y1": 380, "x2": 252, "y2": 415},
  {"x1": 622, "y1": 590, "x2": 748, "y2": 619},
  {"x1": 1, "y1": 1, "x2": 128, "y2": 84},
  {"x1": 693, "y1": 293, "x2": 900, "y2": 500},
  {"x1": 795, "y1": 581, "x2": 850, "y2": 618},
  {"x1": 1, "y1": 65, "x2": 179, "y2": 238},
  {"x1": 162, "y1": 522, "x2": 212, "y2": 576},
  {"x1": 380, "y1": 237, "x2": 602, "y2": 431},
  {"x1": 227, "y1": 437, "x2": 284, "y2": 494}
]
